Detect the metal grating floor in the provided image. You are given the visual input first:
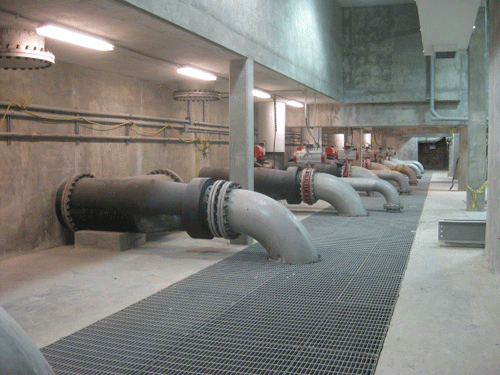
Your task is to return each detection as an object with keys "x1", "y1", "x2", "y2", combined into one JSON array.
[{"x1": 42, "y1": 174, "x2": 431, "y2": 375}]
